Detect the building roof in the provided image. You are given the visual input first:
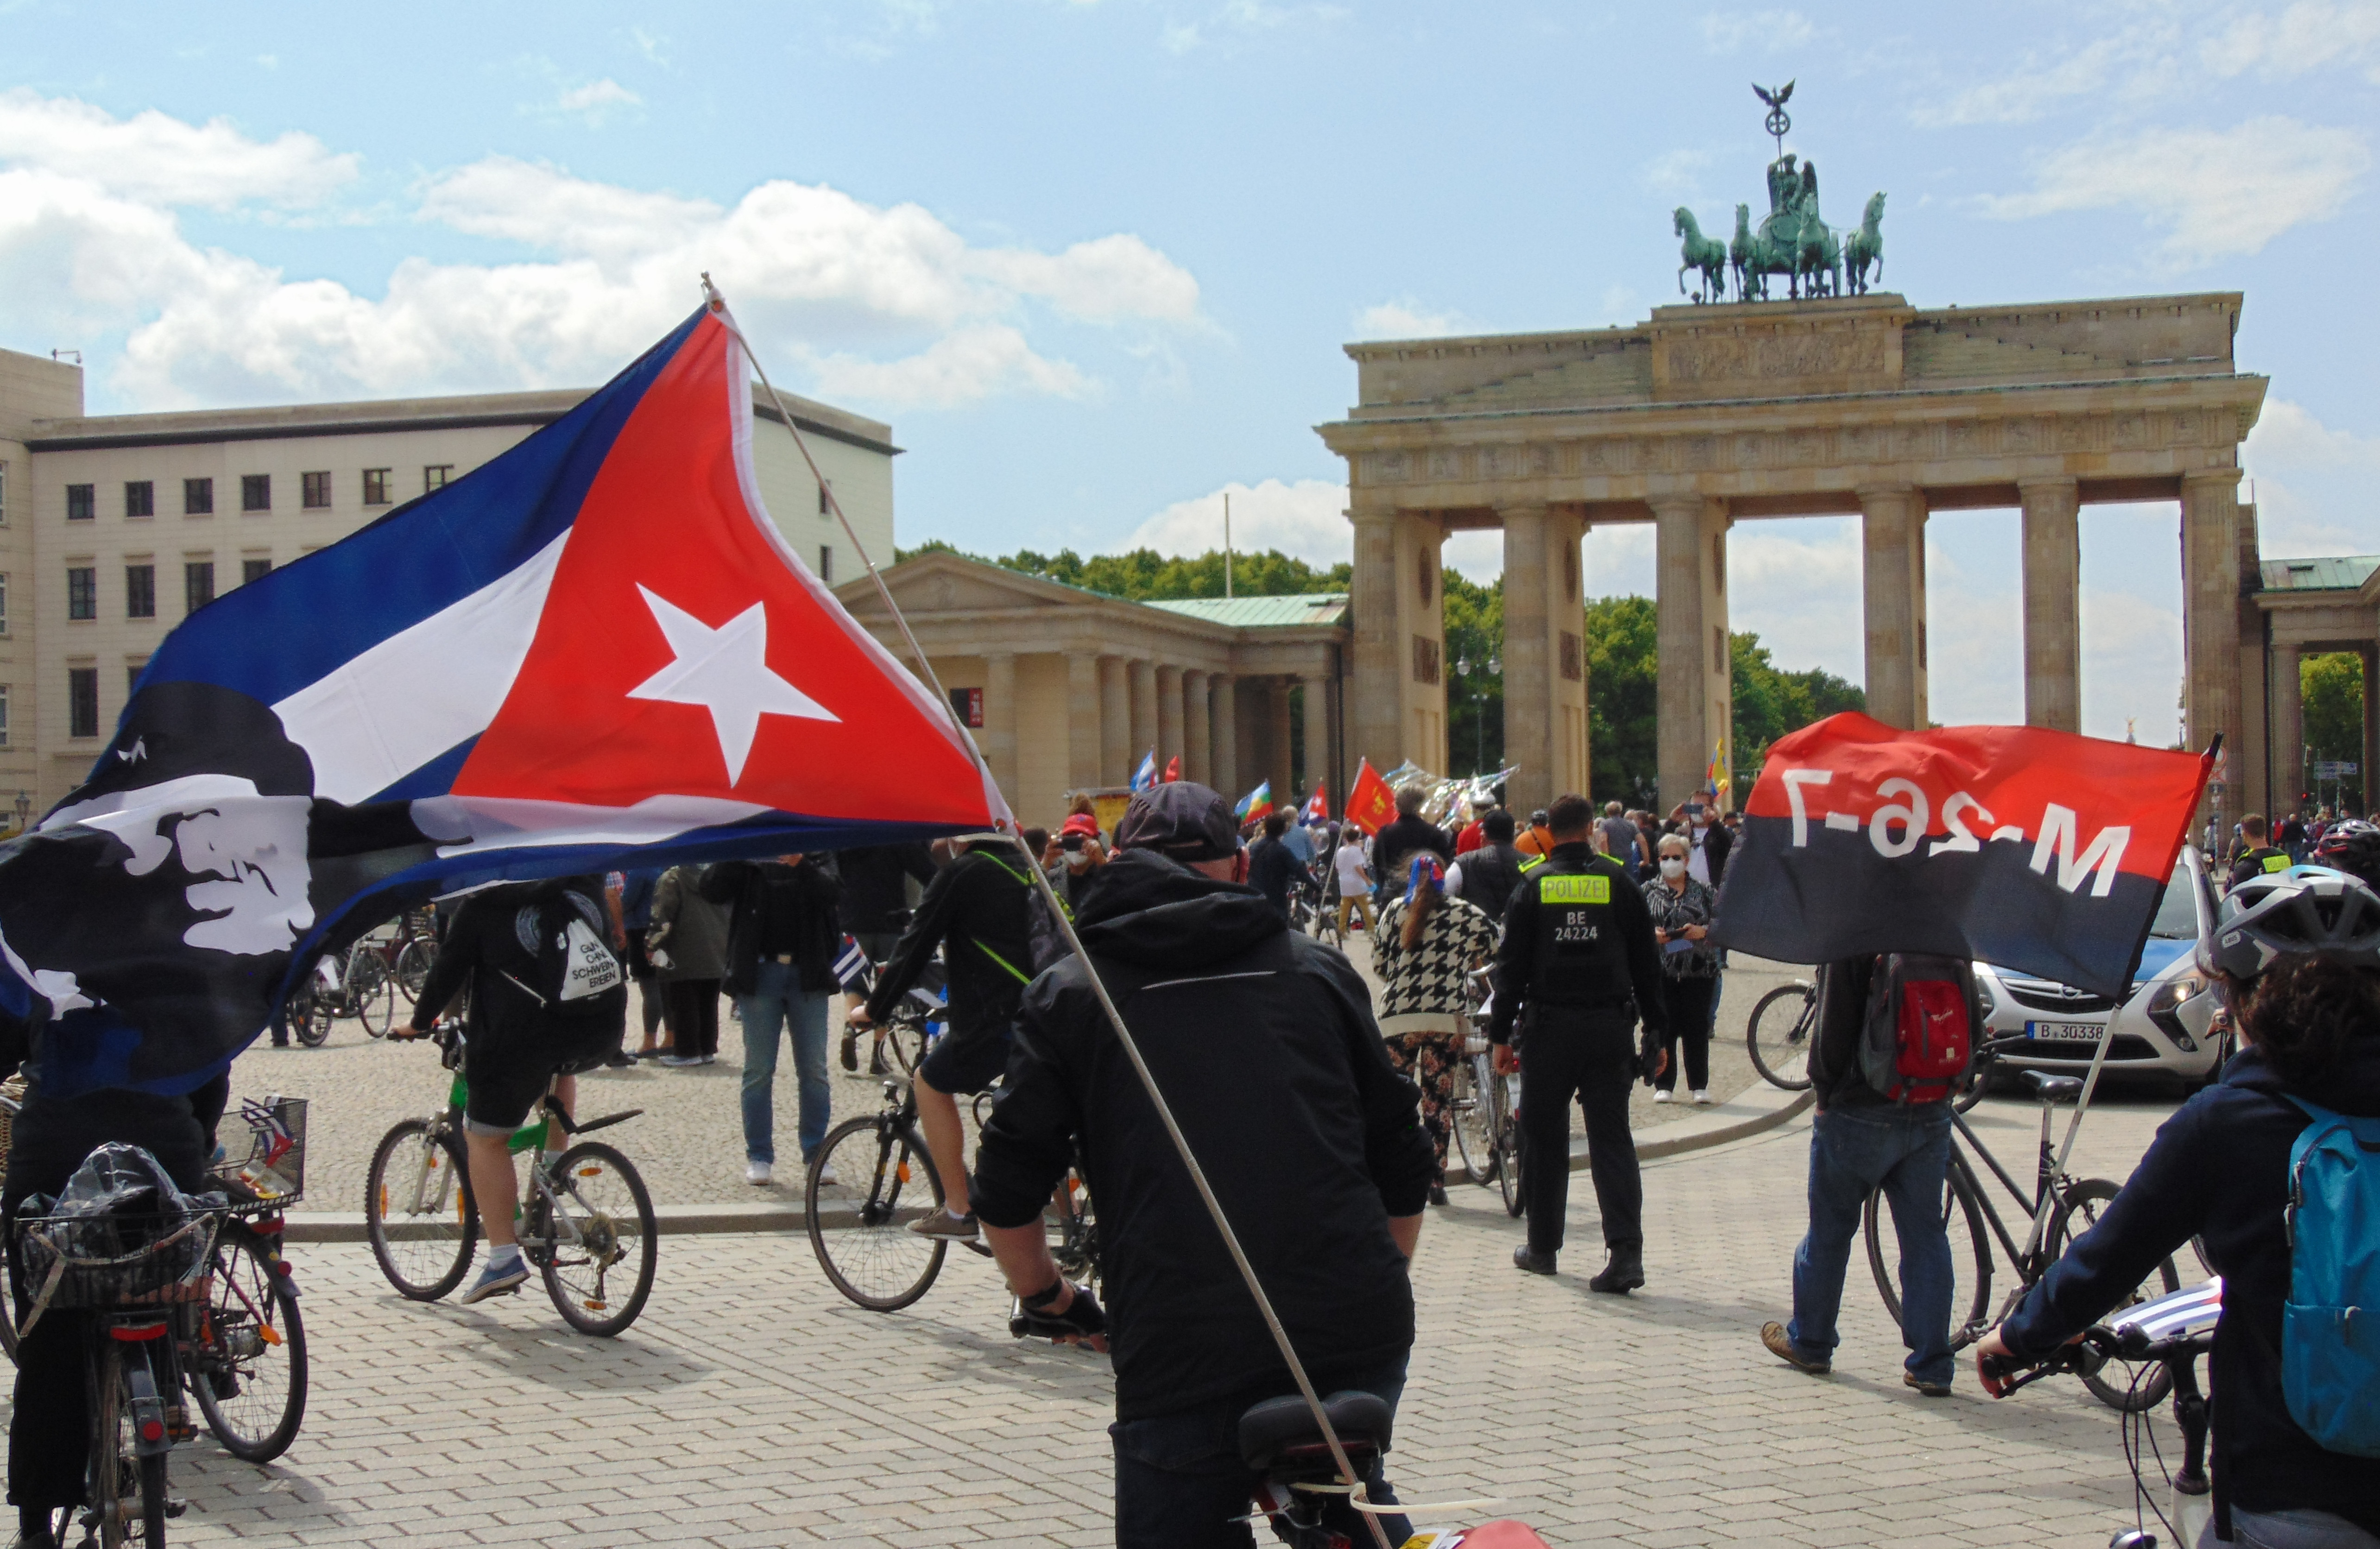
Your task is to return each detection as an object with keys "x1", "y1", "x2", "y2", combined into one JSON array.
[
  {"x1": 2260, "y1": 556, "x2": 2380, "y2": 592},
  {"x1": 1144, "y1": 593, "x2": 1349, "y2": 628}
]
